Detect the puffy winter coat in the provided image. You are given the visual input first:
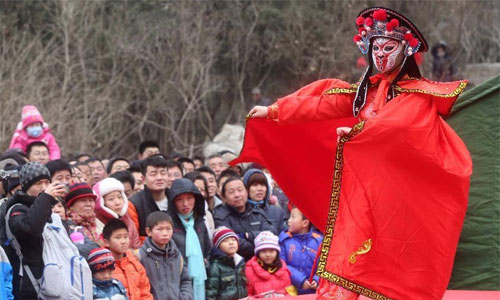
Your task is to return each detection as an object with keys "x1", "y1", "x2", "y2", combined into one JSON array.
[
  {"x1": 213, "y1": 203, "x2": 275, "y2": 261},
  {"x1": 206, "y1": 248, "x2": 247, "y2": 300},
  {"x1": 243, "y1": 169, "x2": 286, "y2": 234},
  {"x1": 139, "y1": 238, "x2": 192, "y2": 300},
  {"x1": 245, "y1": 256, "x2": 292, "y2": 297},
  {"x1": 93, "y1": 278, "x2": 129, "y2": 300},
  {"x1": 279, "y1": 229, "x2": 323, "y2": 294},
  {"x1": 9, "y1": 122, "x2": 61, "y2": 160},
  {"x1": 112, "y1": 251, "x2": 153, "y2": 300},
  {"x1": 5, "y1": 191, "x2": 57, "y2": 299},
  {"x1": 0, "y1": 246, "x2": 13, "y2": 300}
]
